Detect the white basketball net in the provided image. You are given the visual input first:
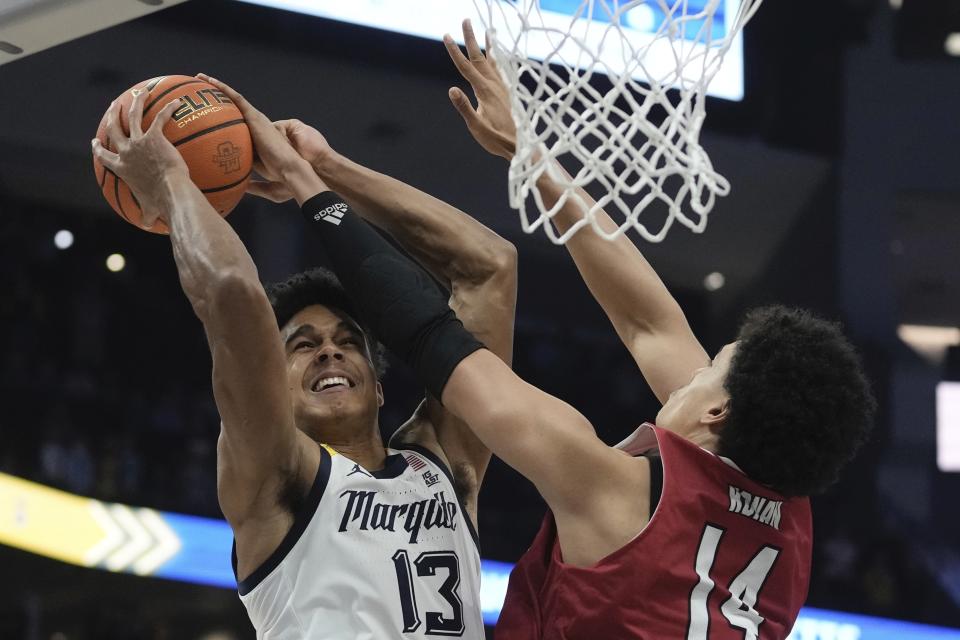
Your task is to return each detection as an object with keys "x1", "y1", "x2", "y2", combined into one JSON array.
[{"x1": 473, "y1": 0, "x2": 764, "y2": 243}]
